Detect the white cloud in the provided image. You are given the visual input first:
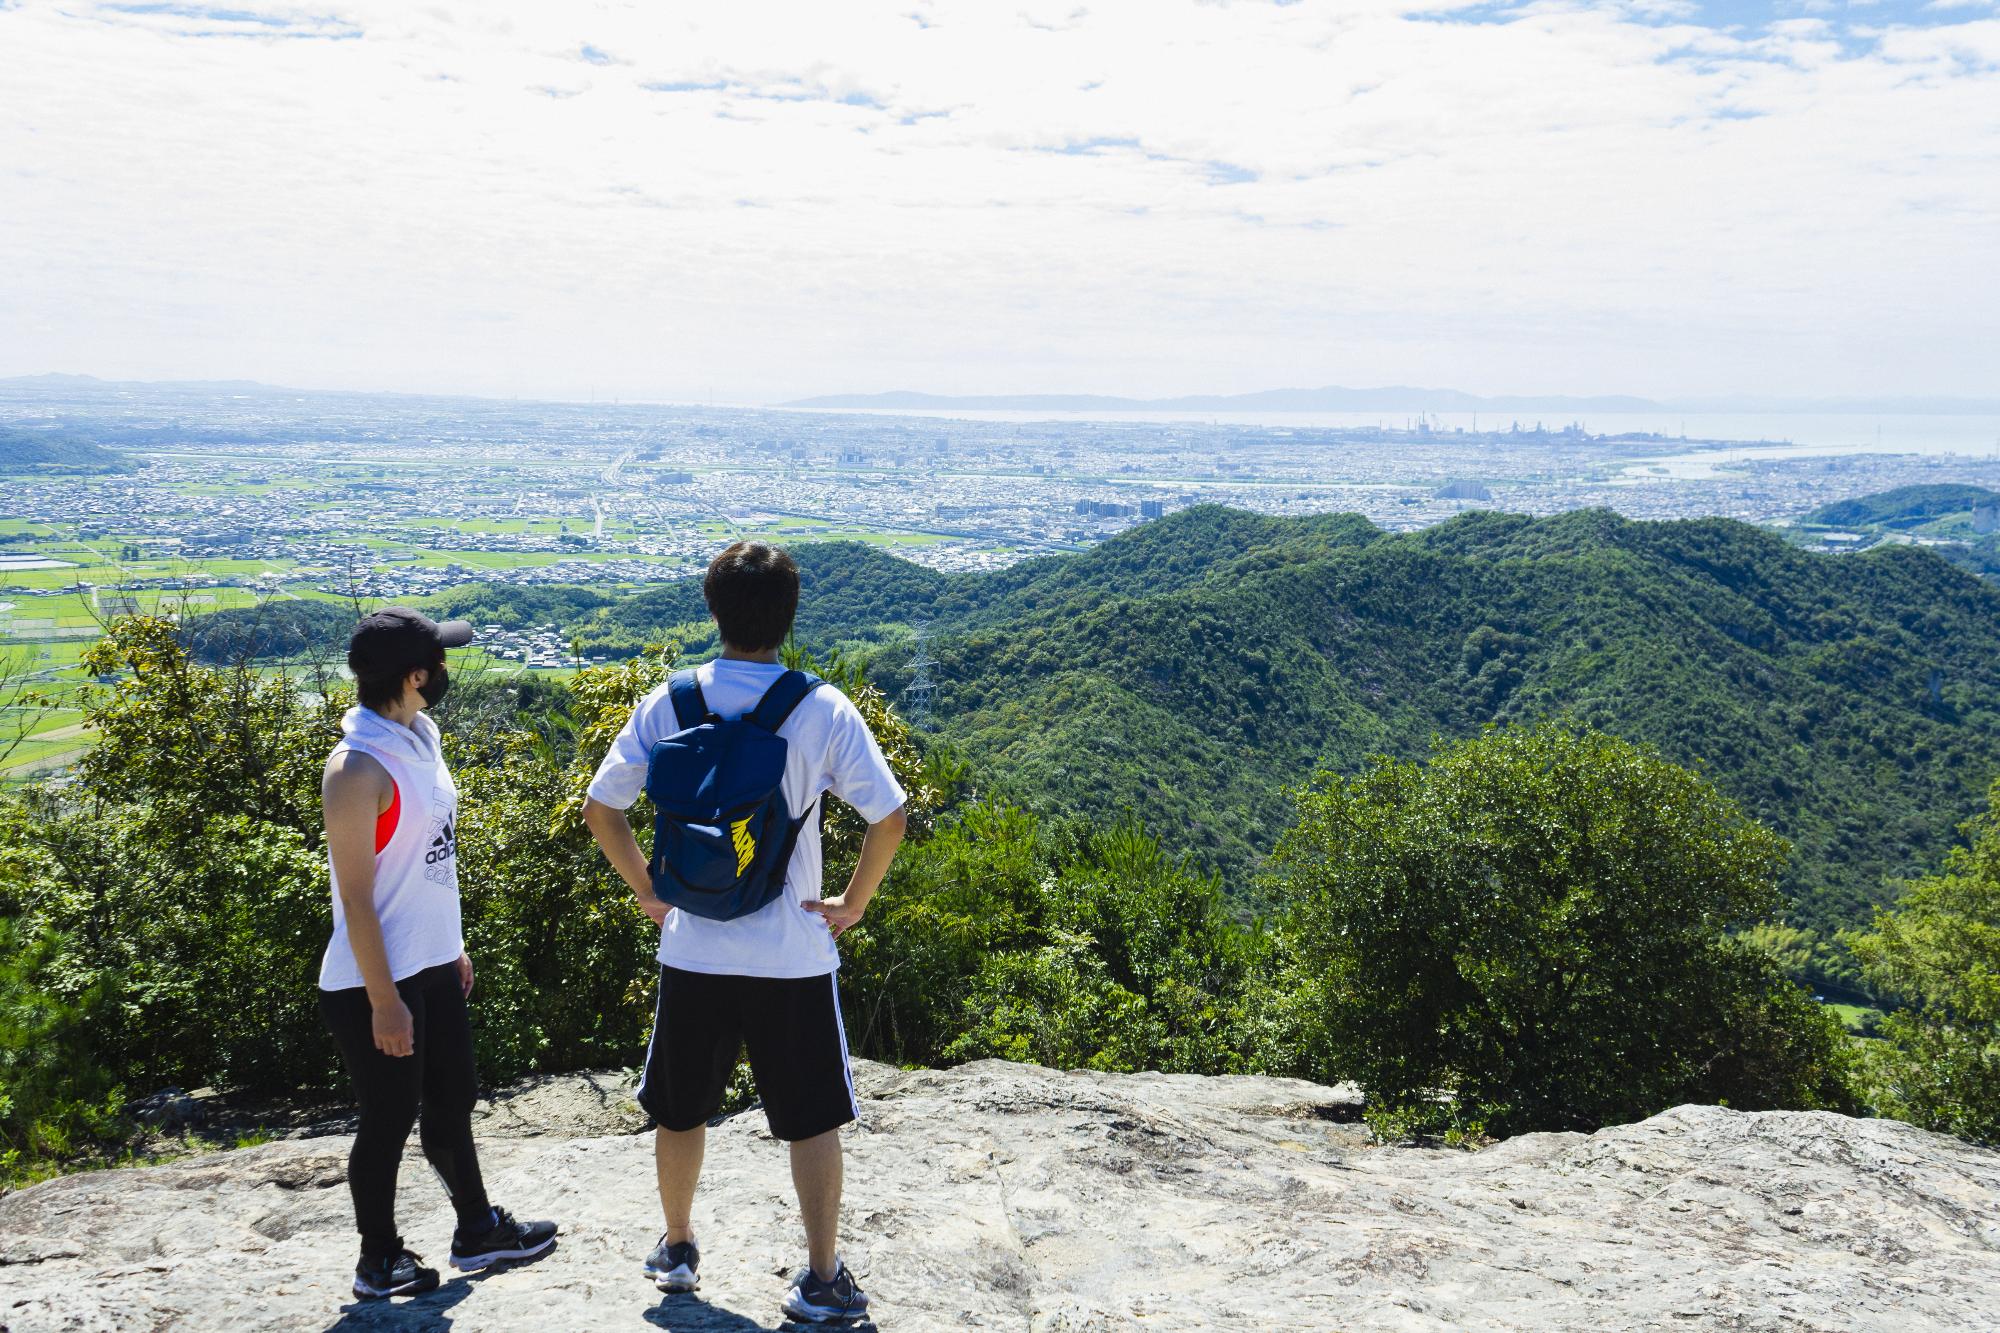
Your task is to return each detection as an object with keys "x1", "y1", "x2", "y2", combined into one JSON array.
[{"x1": 0, "y1": 0, "x2": 1995, "y2": 400}]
